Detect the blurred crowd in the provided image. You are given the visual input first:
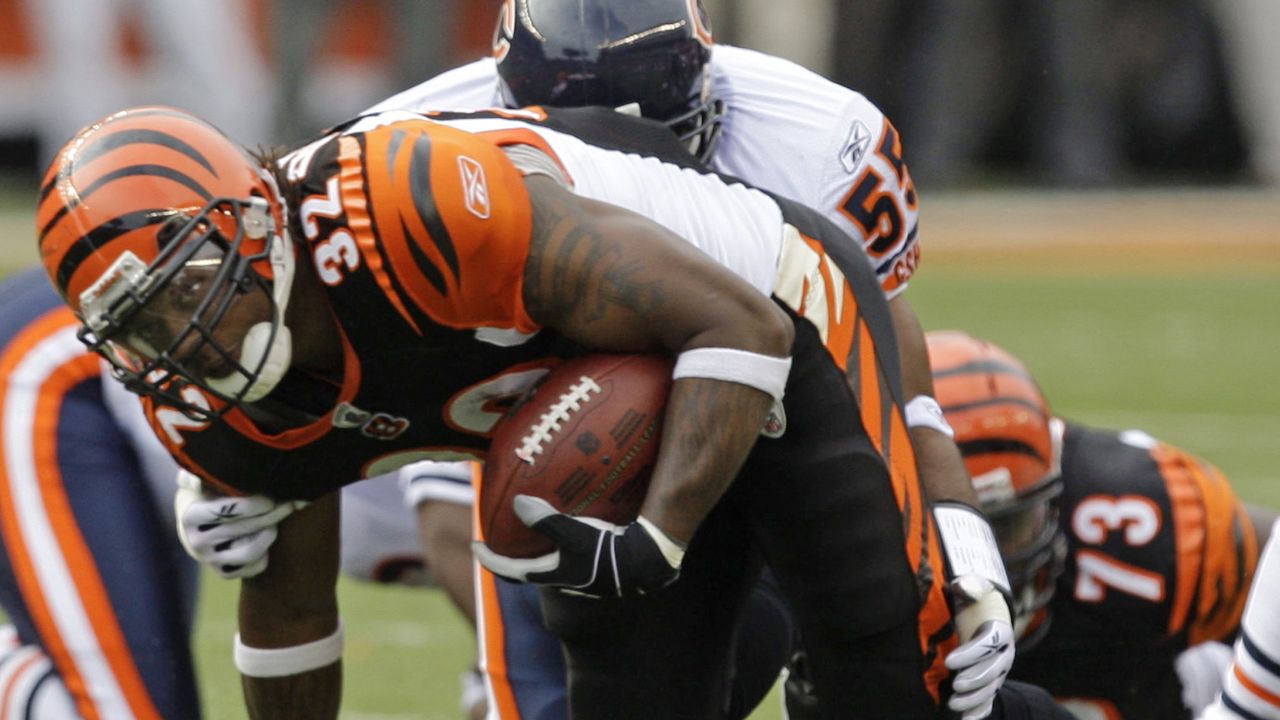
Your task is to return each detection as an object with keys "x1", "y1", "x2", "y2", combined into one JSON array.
[{"x1": 1, "y1": 0, "x2": 1276, "y2": 189}]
